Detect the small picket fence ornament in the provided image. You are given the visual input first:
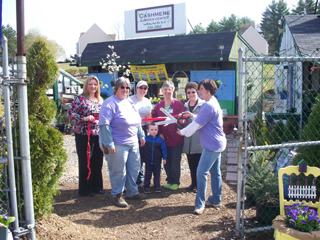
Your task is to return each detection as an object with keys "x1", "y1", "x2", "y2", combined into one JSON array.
[{"x1": 288, "y1": 177, "x2": 317, "y2": 200}]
